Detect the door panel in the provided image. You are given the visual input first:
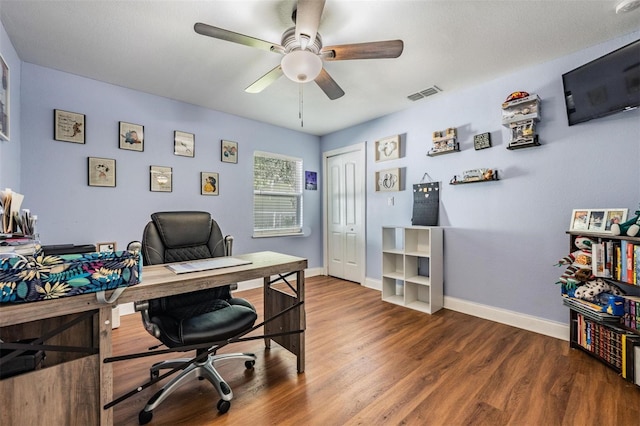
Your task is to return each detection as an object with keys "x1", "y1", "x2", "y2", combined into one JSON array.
[{"x1": 326, "y1": 148, "x2": 364, "y2": 283}]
